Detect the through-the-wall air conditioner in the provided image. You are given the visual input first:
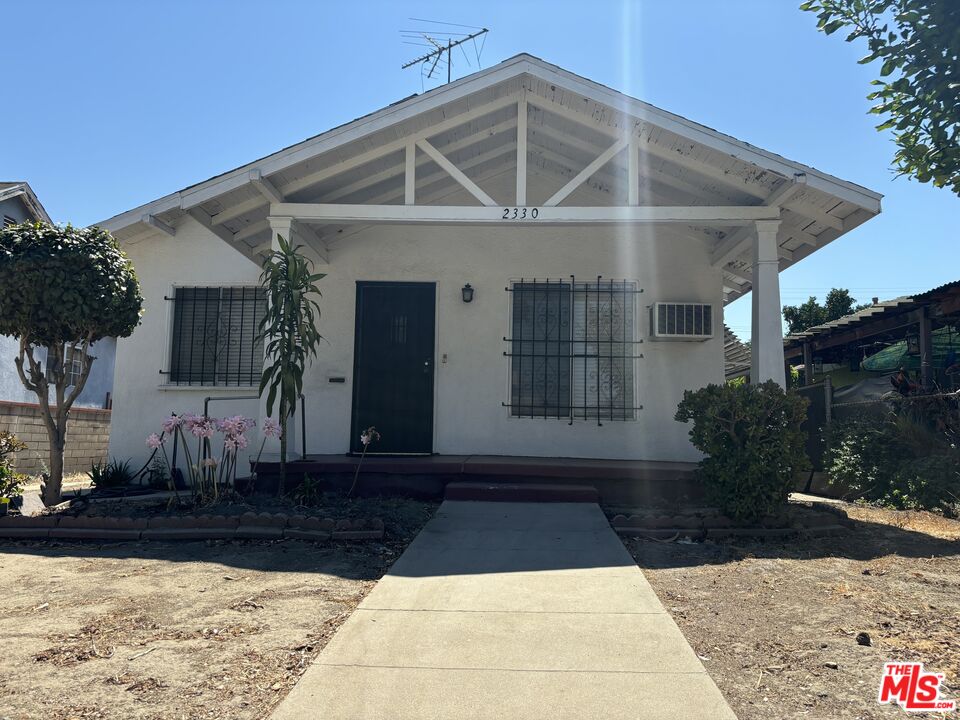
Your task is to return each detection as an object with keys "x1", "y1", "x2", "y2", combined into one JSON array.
[{"x1": 649, "y1": 302, "x2": 714, "y2": 341}]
